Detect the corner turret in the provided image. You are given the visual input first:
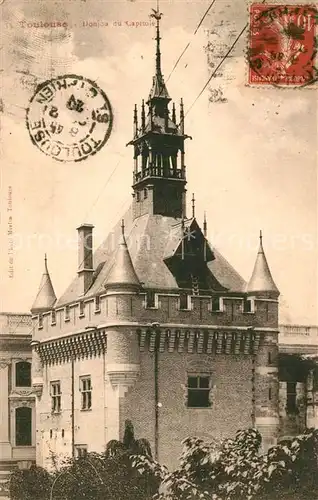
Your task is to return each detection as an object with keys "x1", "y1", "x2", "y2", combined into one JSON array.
[
  {"x1": 31, "y1": 254, "x2": 57, "y2": 314},
  {"x1": 247, "y1": 231, "x2": 279, "y2": 298},
  {"x1": 104, "y1": 220, "x2": 141, "y2": 292}
]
